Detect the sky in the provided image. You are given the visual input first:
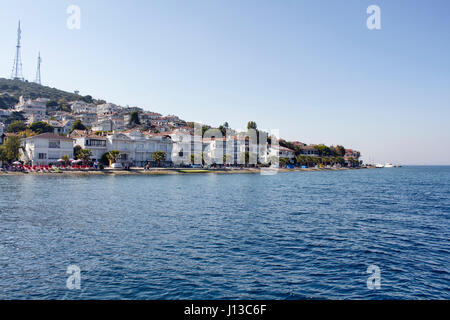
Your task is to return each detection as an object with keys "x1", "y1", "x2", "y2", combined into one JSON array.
[{"x1": 0, "y1": 0, "x2": 449, "y2": 165}]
